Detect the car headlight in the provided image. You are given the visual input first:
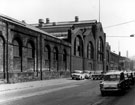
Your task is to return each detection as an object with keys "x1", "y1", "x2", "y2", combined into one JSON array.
[{"x1": 117, "y1": 83, "x2": 121, "y2": 88}]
